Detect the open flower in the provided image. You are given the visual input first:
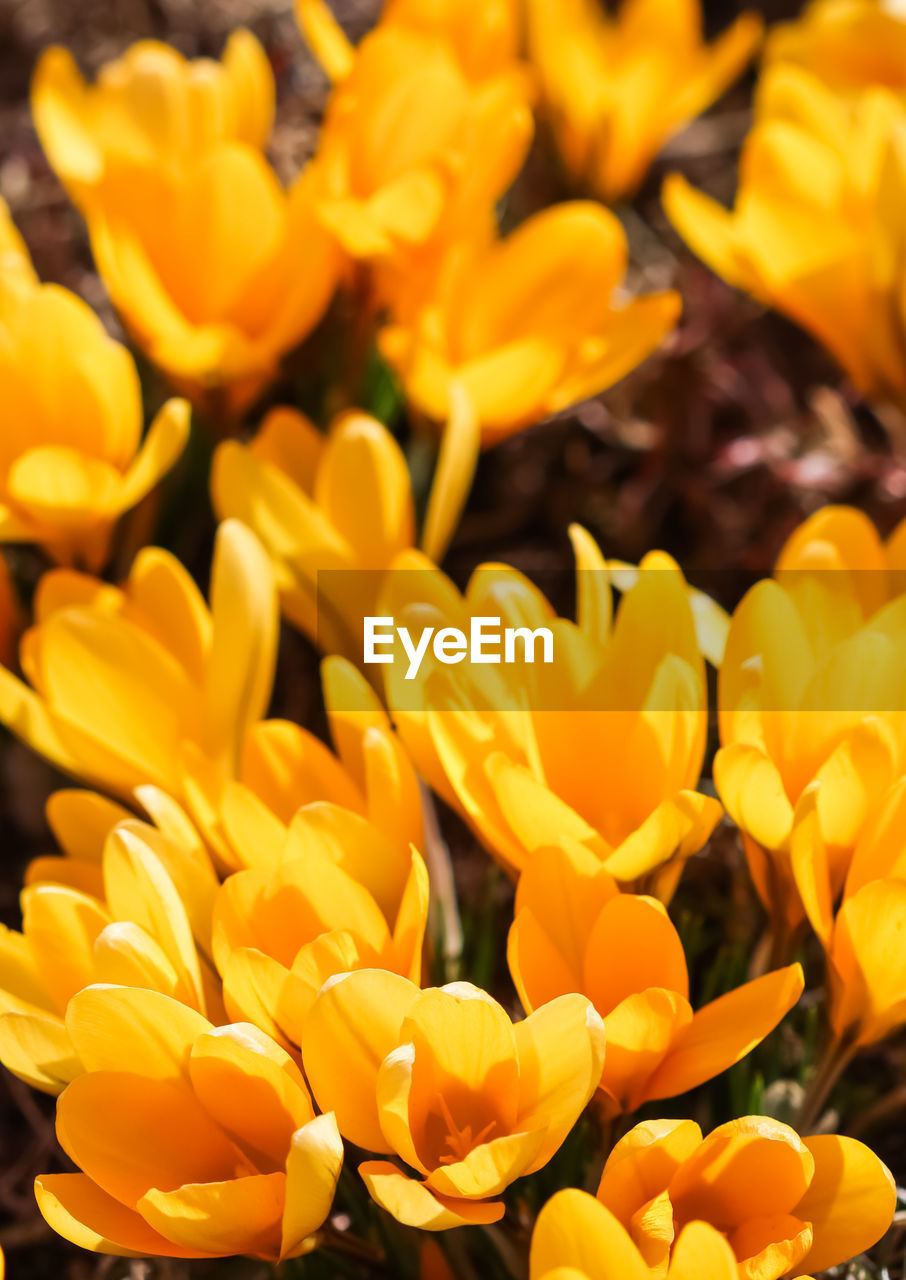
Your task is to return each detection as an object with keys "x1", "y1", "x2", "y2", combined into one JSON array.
[
  {"x1": 530, "y1": 1187, "x2": 746, "y2": 1280},
  {"x1": 0, "y1": 789, "x2": 220, "y2": 1094},
  {"x1": 212, "y1": 805, "x2": 428, "y2": 1049},
  {"x1": 0, "y1": 198, "x2": 188, "y2": 569},
  {"x1": 527, "y1": 0, "x2": 762, "y2": 203},
  {"x1": 378, "y1": 528, "x2": 720, "y2": 883},
  {"x1": 303, "y1": 972, "x2": 605, "y2": 1228},
  {"x1": 32, "y1": 32, "x2": 274, "y2": 209},
  {"x1": 86, "y1": 150, "x2": 340, "y2": 419},
  {"x1": 596, "y1": 1116, "x2": 895, "y2": 1278},
  {"x1": 379, "y1": 205, "x2": 679, "y2": 550},
  {"x1": 35, "y1": 986, "x2": 343, "y2": 1260},
  {"x1": 212, "y1": 408, "x2": 416, "y2": 656},
  {"x1": 509, "y1": 843, "x2": 803, "y2": 1114},
  {"x1": 766, "y1": 0, "x2": 906, "y2": 98},
  {"x1": 664, "y1": 64, "x2": 906, "y2": 409},
  {"x1": 715, "y1": 506, "x2": 906, "y2": 942},
  {"x1": 792, "y1": 778, "x2": 906, "y2": 1048},
  {"x1": 304, "y1": 22, "x2": 532, "y2": 263},
  {"x1": 0, "y1": 518, "x2": 276, "y2": 800}
]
